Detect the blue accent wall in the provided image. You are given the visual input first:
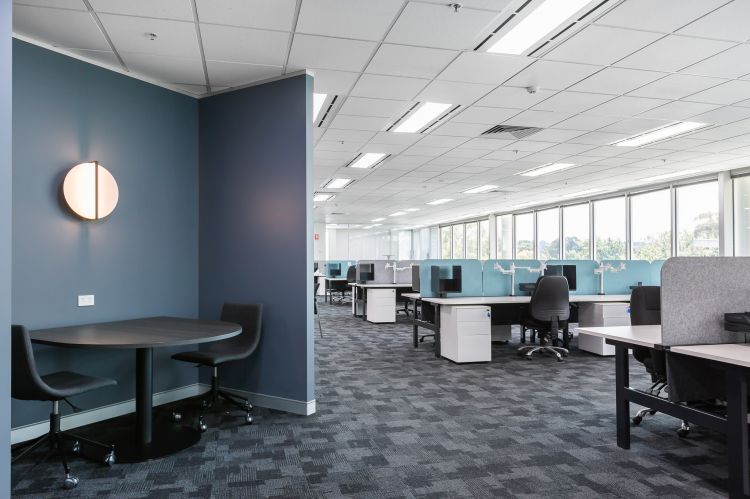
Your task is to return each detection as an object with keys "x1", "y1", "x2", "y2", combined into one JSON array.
[
  {"x1": 1, "y1": 0, "x2": 12, "y2": 491},
  {"x1": 11, "y1": 41, "x2": 200, "y2": 427},
  {"x1": 198, "y1": 74, "x2": 314, "y2": 404}
]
